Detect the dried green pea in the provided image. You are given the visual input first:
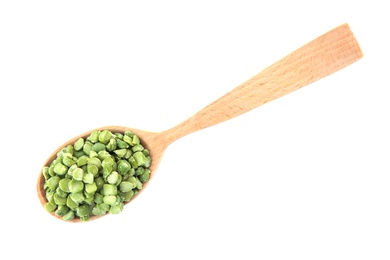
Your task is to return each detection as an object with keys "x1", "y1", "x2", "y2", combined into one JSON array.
[
  {"x1": 139, "y1": 169, "x2": 150, "y2": 183},
  {"x1": 103, "y1": 195, "x2": 117, "y2": 206},
  {"x1": 123, "y1": 135, "x2": 133, "y2": 145},
  {"x1": 107, "y1": 171, "x2": 119, "y2": 185},
  {"x1": 76, "y1": 204, "x2": 90, "y2": 217},
  {"x1": 74, "y1": 150, "x2": 86, "y2": 158},
  {"x1": 68, "y1": 179, "x2": 84, "y2": 193},
  {"x1": 74, "y1": 138, "x2": 84, "y2": 151},
  {"x1": 119, "y1": 181, "x2": 134, "y2": 192},
  {"x1": 53, "y1": 193, "x2": 67, "y2": 205},
  {"x1": 84, "y1": 195, "x2": 95, "y2": 205},
  {"x1": 53, "y1": 163, "x2": 68, "y2": 176},
  {"x1": 83, "y1": 173, "x2": 94, "y2": 184},
  {"x1": 109, "y1": 203, "x2": 124, "y2": 214},
  {"x1": 62, "y1": 210, "x2": 75, "y2": 221},
  {"x1": 99, "y1": 130, "x2": 113, "y2": 144},
  {"x1": 88, "y1": 130, "x2": 100, "y2": 143},
  {"x1": 98, "y1": 150, "x2": 111, "y2": 161},
  {"x1": 55, "y1": 205, "x2": 69, "y2": 216},
  {"x1": 83, "y1": 141, "x2": 93, "y2": 155},
  {"x1": 102, "y1": 184, "x2": 117, "y2": 196},
  {"x1": 114, "y1": 149, "x2": 127, "y2": 158},
  {"x1": 77, "y1": 155, "x2": 89, "y2": 167},
  {"x1": 89, "y1": 150, "x2": 98, "y2": 158},
  {"x1": 70, "y1": 192, "x2": 85, "y2": 204},
  {"x1": 73, "y1": 168, "x2": 84, "y2": 181},
  {"x1": 56, "y1": 187, "x2": 68, "y2": 197},
  {"x1": 94, "y1": 193, "x2": 104, "y2": 204},
  {"x1": 44, "y1": 202, "x2": 57, "y2": 212},
  {"x1": 48, "y1": 165, "x2": 56, "y2": 177},
  {"x1": 62, "y1": 156, "x2": 76, "y2": 167},
  {"x1": 92, "y1": 142, "x2": 106, "y2": 153},
  {"x1": 133, "y1": 151, "x2": 147, "y2": 166},
  {"x1": 46, "y1": 176, "x2": 60, "y2": 190},
  {"x1": 131, "y1": 144, "x2": 144, "y2": 152},
  {"x1": 42, "y1": 166, "x2": 50, "y2": 180},
  {"x1": 66, "y1": 195, "x2": 78, "y2": 210},
  {"x1": 95, "y1": 177, "x2": 105, "y2": 190},
  {"x1": 87, "y1": 164, "x2": 99, "y2": 176},
  {"x1": 85, "y1": 182, "x2": 97, "y2": 194},
  {"x1": 132, "y1": 135, "x2": 140, "y2": 145},
  {"x1": 106, "y1": 138, "x2": 117, "y2": 151},
  {"x1": 117, "y1": 160, "x2": 131, "y2": 175}
]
